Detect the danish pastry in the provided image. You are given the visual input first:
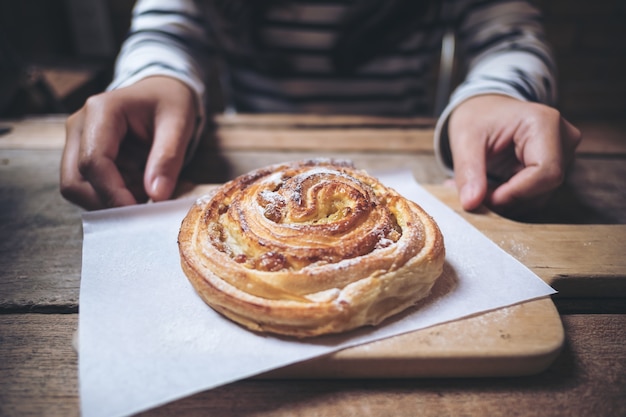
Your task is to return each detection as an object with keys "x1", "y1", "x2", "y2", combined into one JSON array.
[{"x1": 178, "y1": 159, "x2": 444, "y2": 338}]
